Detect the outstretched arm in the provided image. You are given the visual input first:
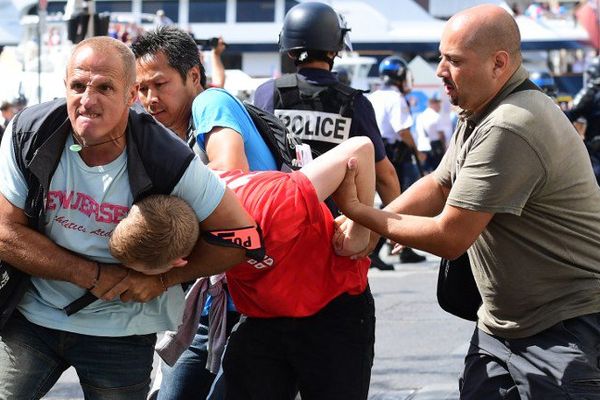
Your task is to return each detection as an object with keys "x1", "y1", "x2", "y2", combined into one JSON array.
[
  {"x1": 209, "y1": 37, "x2": 226, "y2": 89},
  {"x1": 300, "y1": 136, "x2": 376, "y2": 256},
  {"x1": 334, "y1": 164, "x2": 492, "y2": 260}
]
